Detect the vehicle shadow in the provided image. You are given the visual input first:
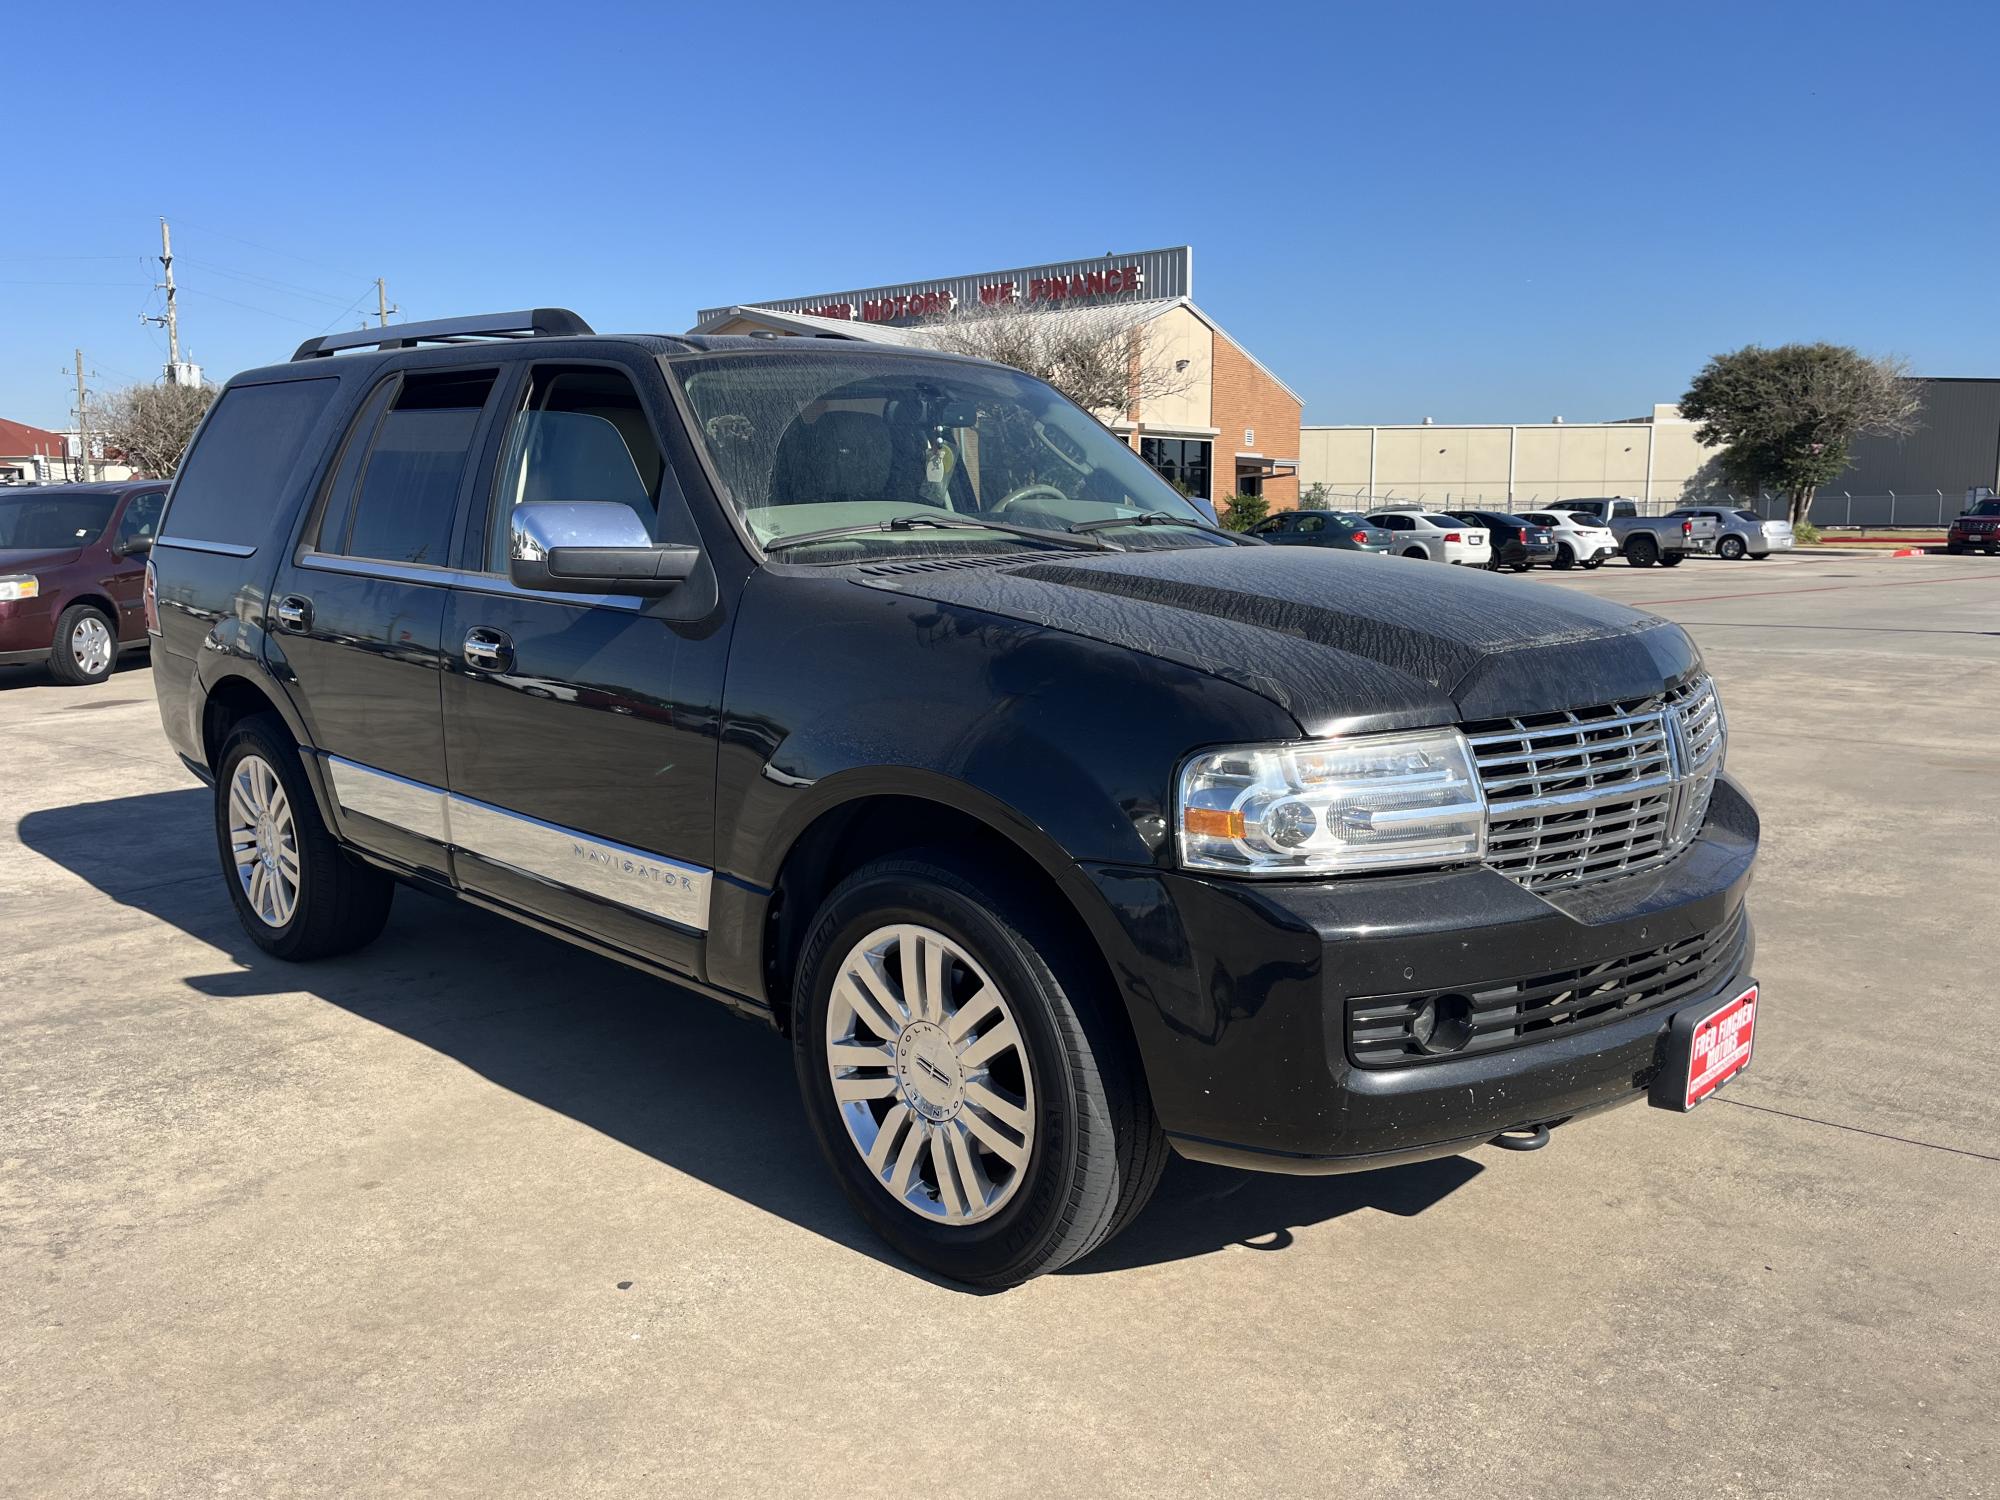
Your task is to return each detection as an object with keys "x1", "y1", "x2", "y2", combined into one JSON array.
[{"x1": 17, "y1": 788, "x2": 1480, "y2": 1286}]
